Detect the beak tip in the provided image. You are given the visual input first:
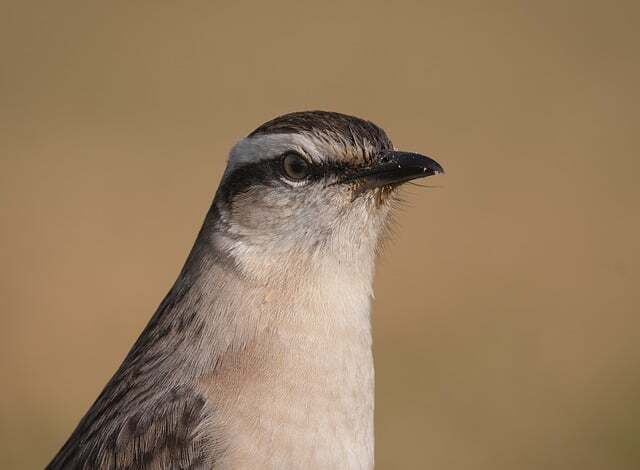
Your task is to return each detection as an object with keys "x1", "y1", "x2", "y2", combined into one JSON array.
[{"x1": 425, "y1": 162, "x2": 444, "y2": 176}]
